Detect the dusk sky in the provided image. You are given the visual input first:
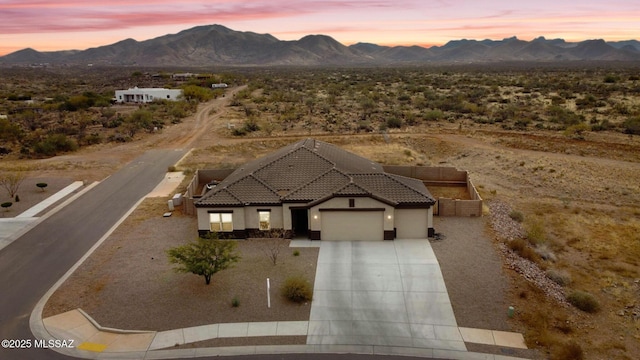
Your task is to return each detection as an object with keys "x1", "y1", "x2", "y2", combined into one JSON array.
[{"x1": 1, "y1": 0, "x2": 639, "y2": 56}]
